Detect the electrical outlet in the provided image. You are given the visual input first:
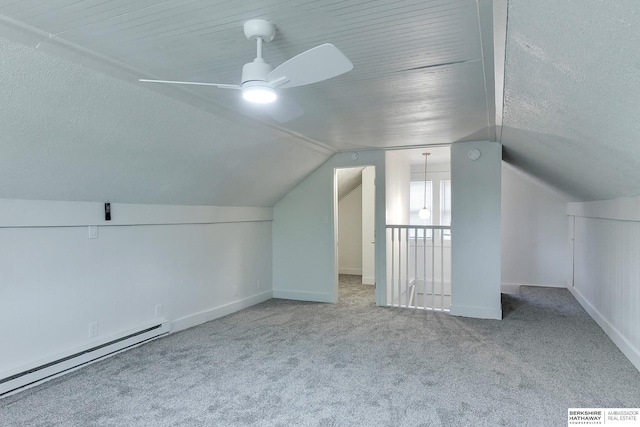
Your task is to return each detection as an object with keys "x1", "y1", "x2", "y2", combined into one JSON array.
[
  {"x1": 88, "y1": 321, "x2": 99, "y2": 338},
  {"x1": 155, "y1": 304, "x2": 163, "y2": 318},
  {"x1": 88, "y1": 226, "x2": 98, "y2": 239},
  {"x1": 233, "y1": 286, "x2": 239, "y2": 297},
  {"x1": 257, "y1": 279, "x2": 261, "y2": 290}
]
